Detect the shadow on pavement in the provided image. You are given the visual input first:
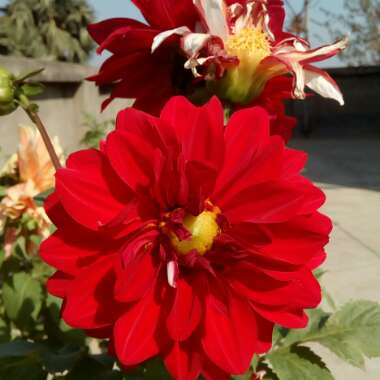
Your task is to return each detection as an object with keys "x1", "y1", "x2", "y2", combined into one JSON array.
[{"x1": 290, "y1": 136, "x2": 380, "y2": 192}]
